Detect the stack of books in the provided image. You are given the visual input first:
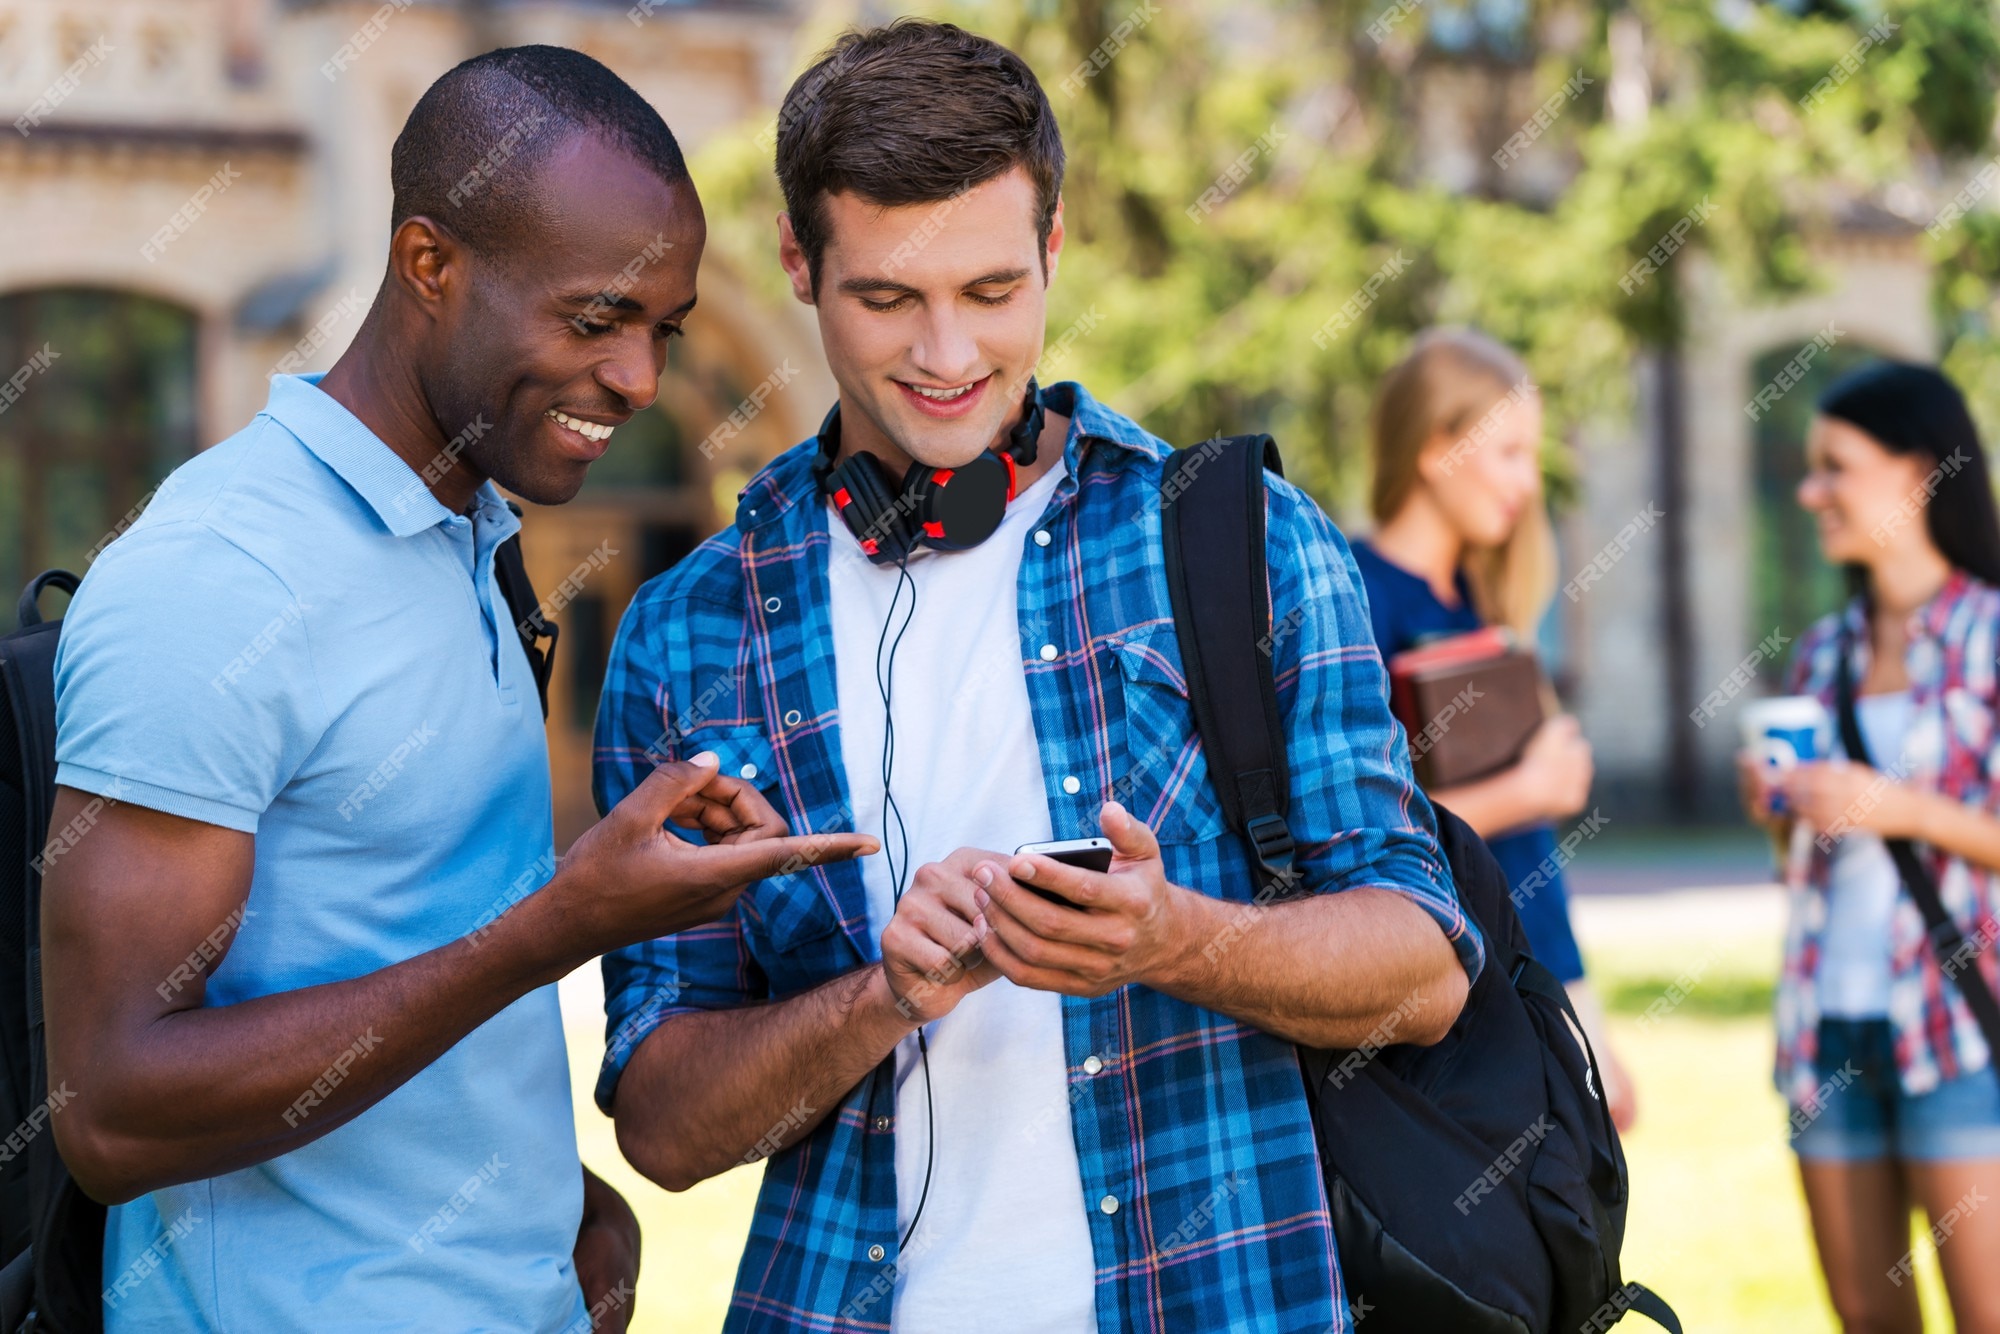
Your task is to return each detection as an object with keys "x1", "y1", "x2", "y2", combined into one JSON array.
[{"x1": 1387, "y1": 627, "x2": 1545, "y2": 788}]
